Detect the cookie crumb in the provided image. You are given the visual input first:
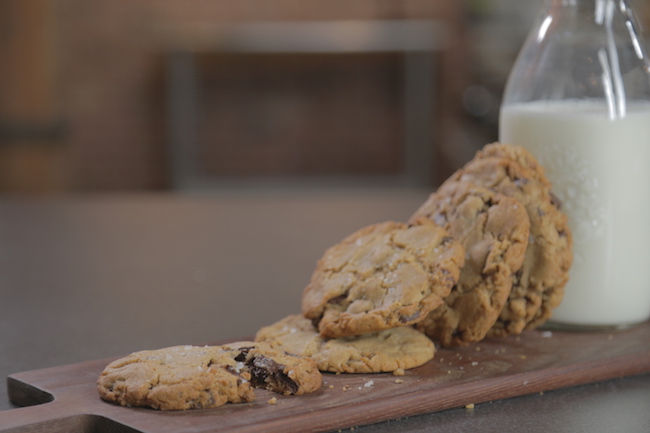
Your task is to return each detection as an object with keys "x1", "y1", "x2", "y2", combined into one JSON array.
[
  {"x1": 465, "y1": 403, "x2": 475, "y2": 410},
  {"x1": 541, "y1": 330, "x2": 553, "y2": 338},
  {"x1": 395, "y1": 379, "x2": 404, "y2": 384},
  {"x1": 520, "y1": 355, "x2": 527, "y2": 360},
  {"x1": 393, "y1": 368, "x2": 405, "y2": 376},
  {"x1": 364, "y1": 380, "x2": 375, "y2": 388},
  {"x1": 474, "y1": 346, "x2": 482, "y2": 352},
  {"x1": 471, "y1": 361, "x2": 479, "y2": 366},
  {"x1": 329, "y1": 385, "x2": 334, "y2": 389},
  {"x1": 267, "y1": 397, "x2": 277, "y2": 405}
]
